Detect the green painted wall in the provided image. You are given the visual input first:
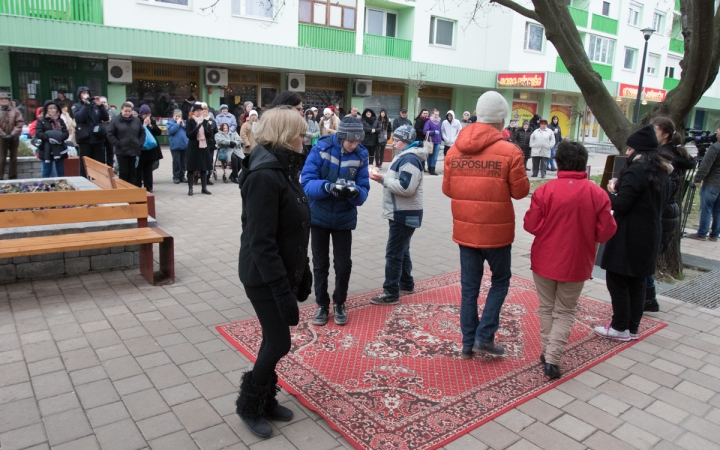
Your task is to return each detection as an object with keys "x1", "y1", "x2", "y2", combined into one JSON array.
[
  {"x1": 351, "y1": 96, "x2": 365, "y2": 112},
  {"x1": 405, "y1": 85, "x2": 419, "y2": 119},
  {"x1": 452, "y1": 87, "x2": 485, "y2": 118},
  {"x1": 538, "y1": 93, "x2": 552, "y2": 122},
  {"x1": 0, "y1": 48, "x2": 11, "y2": 91},
  {"x1": 107, "y1": 84, "x2": 126, "y2": 108}
]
